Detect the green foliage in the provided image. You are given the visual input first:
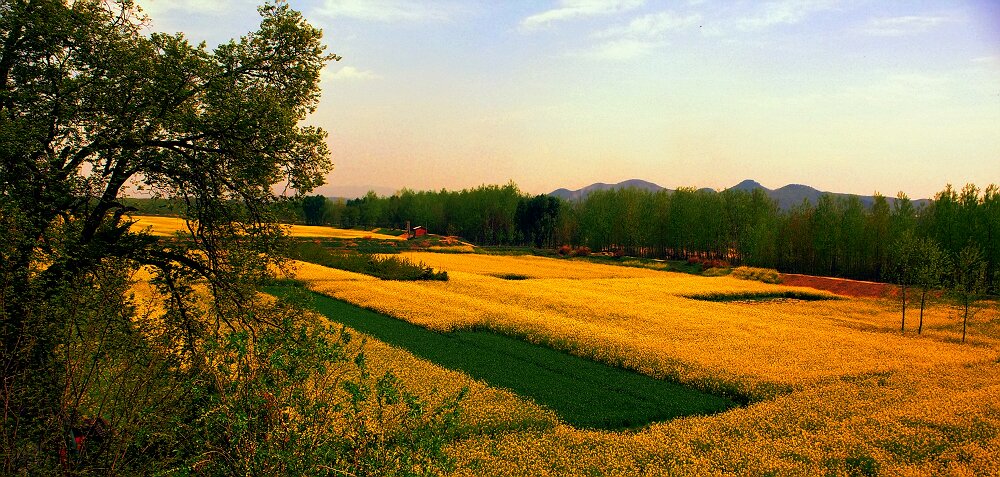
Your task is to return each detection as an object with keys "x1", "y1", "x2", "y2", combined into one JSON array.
[
  {"x1": 170, "y1": 299, "x2": 464, "y2": 477},
  {"x1": 913, "y1": 238, "x2": 950, "y2": 334},
  {"x1": 842, "y1": 452, "x2": 880, "y2": 477},
  {"x1": 333, "y1": 184, "x2": 528, "y2": 245},
  {"x1": 302, "y1": 195, "x2": 330, "y2": 226},
  {"x1": 952, "y1": 244, "x2": 987, "y2": 342},
  {"x1": 251, "y1": 181, "x2": 999, "y2": 294},
  {"x1": 267, "y1": 287, "x2": 738, "y2": 430},
  {"x1": 891, "y1": 231, "x2": 921, "y2": 332},
  {"x1": 515, "y1": 194, "x2": 562, "y2": 248},
  {"x1": 292, "y1": 242, "x2": 448, "y2": 281},
  {"x1": 730, "y1": 266, "x2": 782, "y2": 284},
  {"x1": 0, "y1": 1, "x2": 460, "y2": 474},
  {"x1": 702, "y1": 267, "x2": 732, "y2": 277}
]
